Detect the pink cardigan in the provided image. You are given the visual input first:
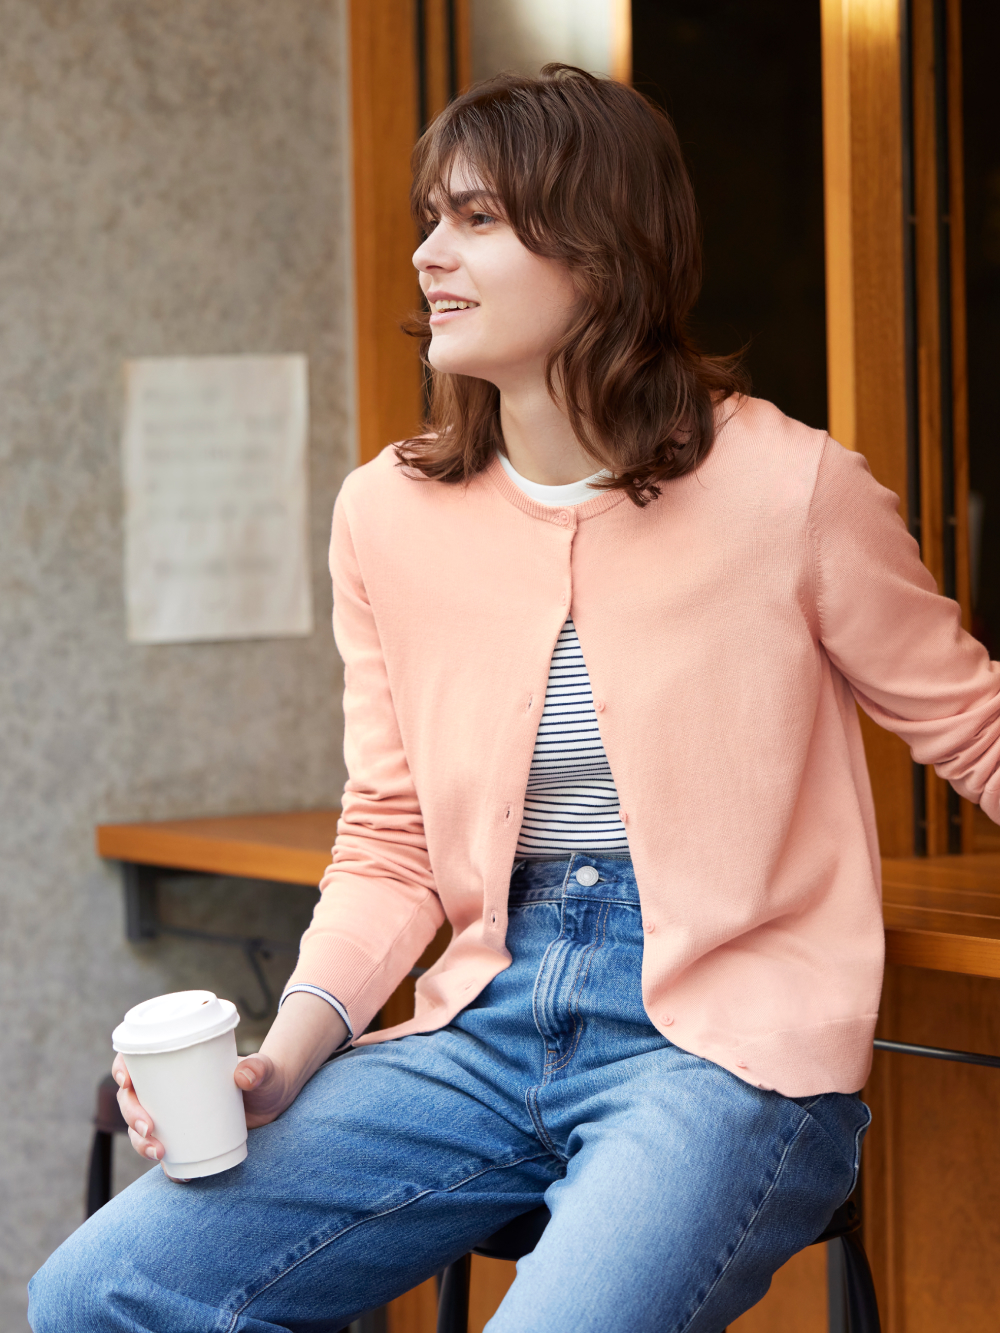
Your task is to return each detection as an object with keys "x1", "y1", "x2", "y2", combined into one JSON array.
[{"x1": 286, "y1": 396, "x2": 1000, "y2": 1096}]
